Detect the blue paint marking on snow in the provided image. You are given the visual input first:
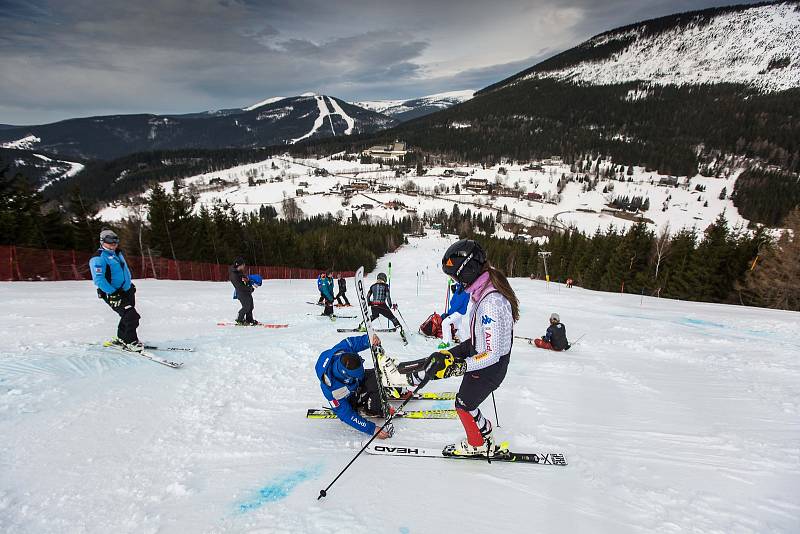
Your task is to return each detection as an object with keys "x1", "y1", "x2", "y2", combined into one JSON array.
[
  {"x1": 399, "y1": 528, "x2": 410, "y2": 534},
  {"x1": 682, "y1": 317, "x2": 727, "y2": 329},
  {"x1": 237, "y1": 464, "x2": 323, "y2": 512}
]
